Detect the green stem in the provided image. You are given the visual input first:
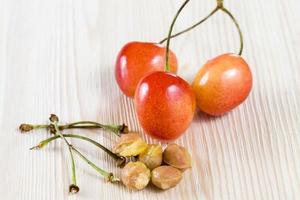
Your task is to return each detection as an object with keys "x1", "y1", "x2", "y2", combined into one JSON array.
[
  {"x1": 160, "y1": 0, "x2": 244, "y2": 56},
  {"x1": 31, "y1": 134, "x2": 126, "y2": 166},
  {"x1": 60, "y1": 121, "x2": 103, "y2": 128},
  {"x1": 70, "y1": 148, "x2": 77, "y2": 185},
  {"x1": 52, "y1": 120, "x2": 78, "y2": 190},
  {"x1": 71, "y1": 146, "x2": 119, "y2": 182},
  {"x1": 220, "y1": 7, "x2": 243, "y2": 55},
  {"x1": 159, "y1": 6, "x2": 219, "y2": 44},
  {"x1": 165, "y1": 0, "x2": 190, "y2": 72},
  {"x1": 20, "y1": 121, "x2": 127, "y2": 136},
  {"x1": 60, "y1": 121, "x2": 125, "y2": 136},
  {"x1": 34, "y1": 125, "x2": 49, "y2": 129}
]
